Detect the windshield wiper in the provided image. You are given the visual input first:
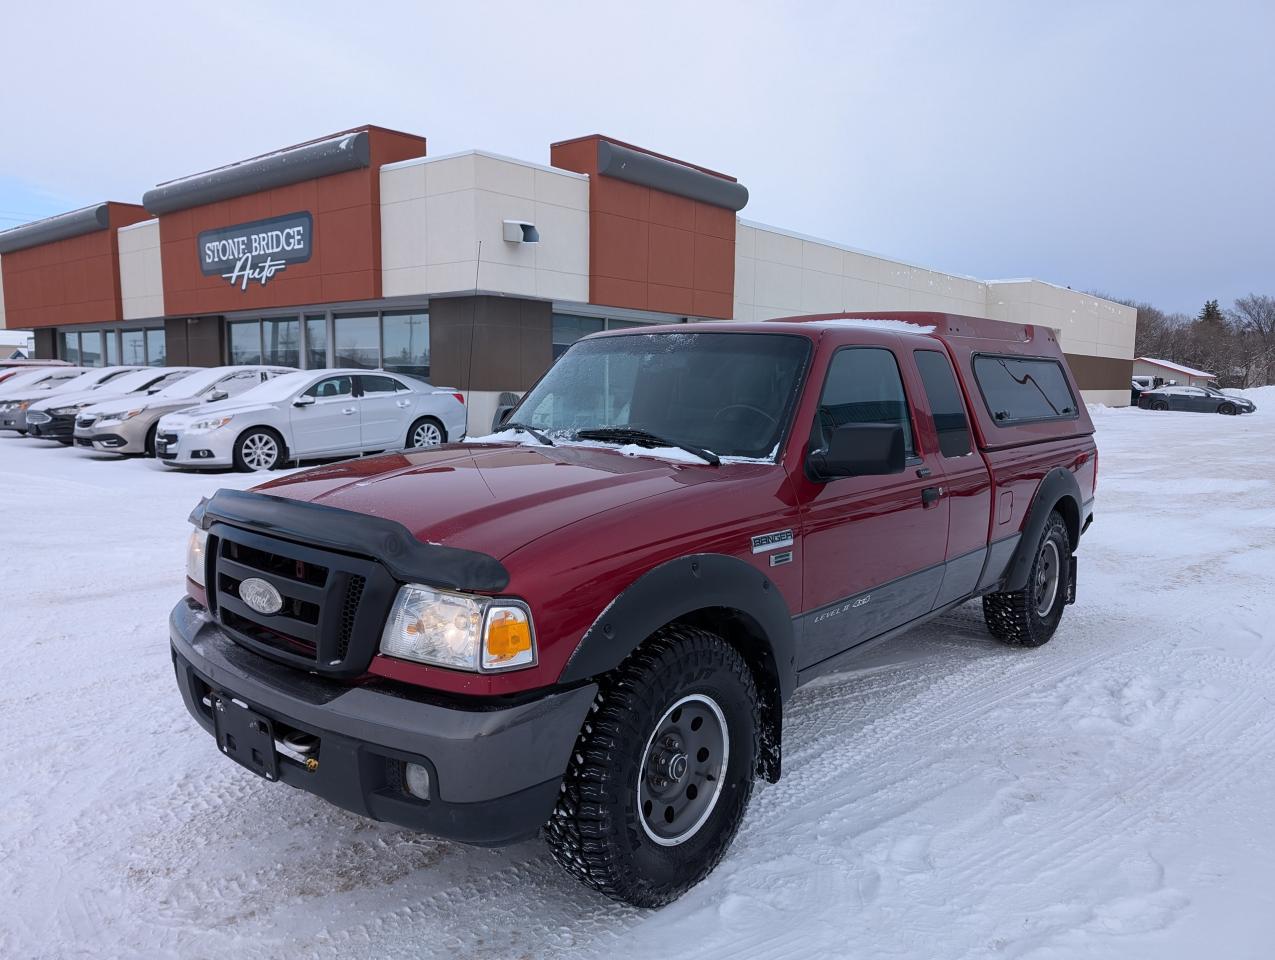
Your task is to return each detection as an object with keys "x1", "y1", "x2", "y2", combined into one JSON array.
[
  {"x1": 575, "y1": 427, "x2": 720, "y2": 466},
  {"x1": 501, "y1": 421, "x2": 555, "y2": 446}
]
